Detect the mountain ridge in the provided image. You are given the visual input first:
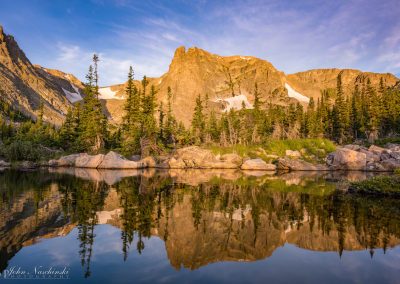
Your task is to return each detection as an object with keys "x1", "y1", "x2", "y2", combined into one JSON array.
[{"x1": 0, "y1": 26, "x2": 398, "y2": 127}]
